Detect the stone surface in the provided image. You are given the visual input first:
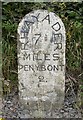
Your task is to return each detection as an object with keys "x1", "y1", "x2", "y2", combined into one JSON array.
[{"x1": 18, "y1": 10, "x2": 66, "y2": 117}]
